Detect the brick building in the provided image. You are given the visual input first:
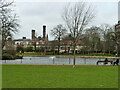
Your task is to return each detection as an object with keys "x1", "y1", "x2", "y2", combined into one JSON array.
[{"x1": 13, "y1": 25, "x2": 82, "y2": 53}]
